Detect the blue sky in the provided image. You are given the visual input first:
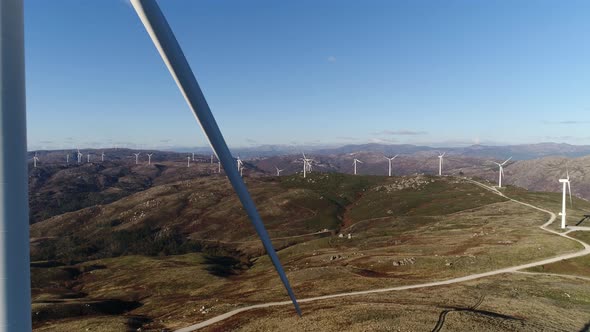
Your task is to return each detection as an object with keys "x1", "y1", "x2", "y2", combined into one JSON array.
[{"x1": 25, "y1": 0, "x2": 590, "y2": 150}]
